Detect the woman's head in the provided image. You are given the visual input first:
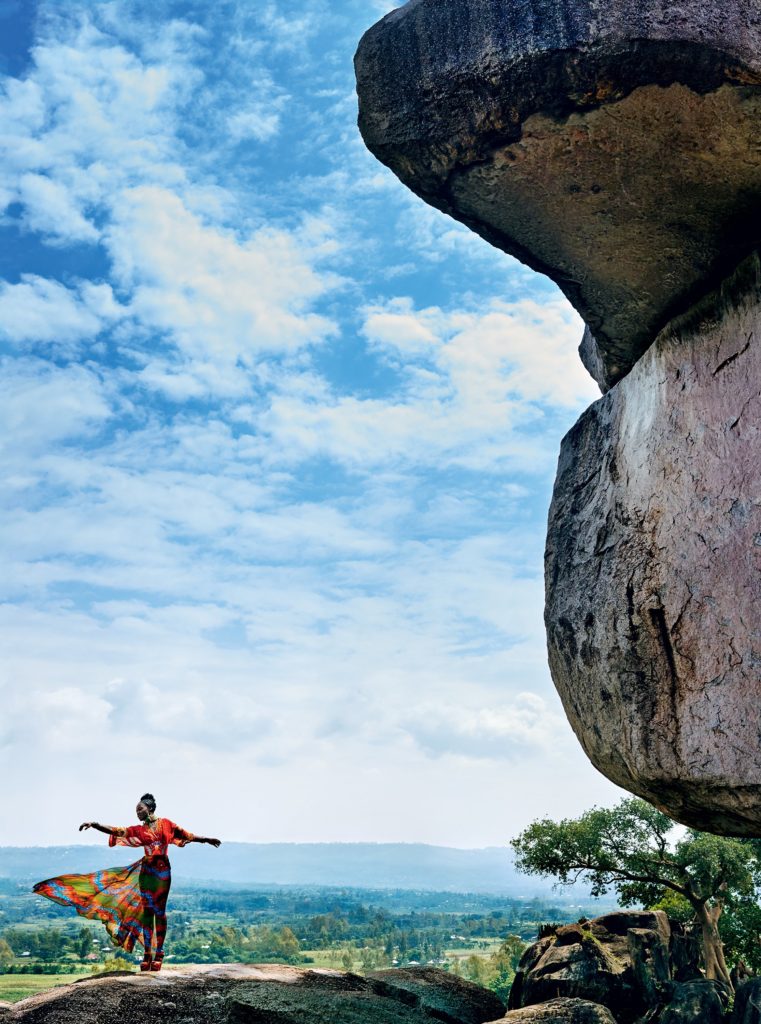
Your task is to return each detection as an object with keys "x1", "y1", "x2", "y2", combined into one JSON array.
[{"x1": 136, "y1": 793, "x2": 157, "y2": 820}]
